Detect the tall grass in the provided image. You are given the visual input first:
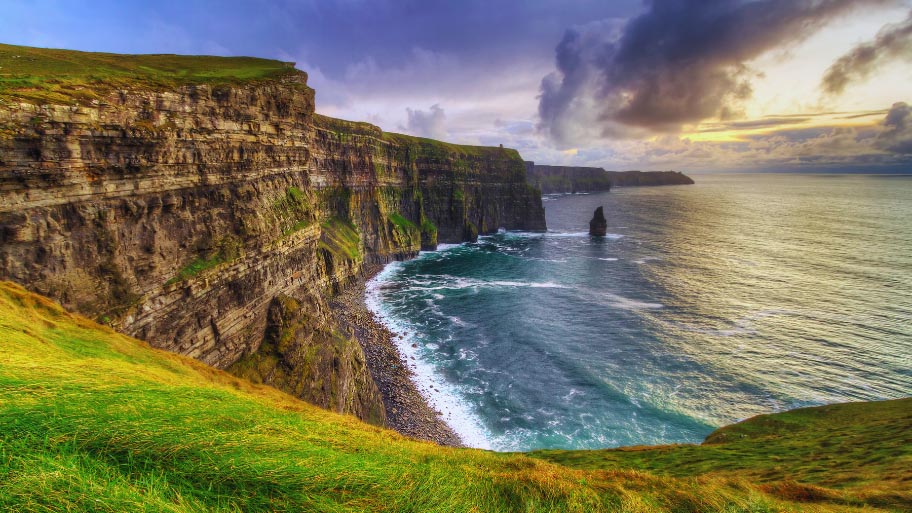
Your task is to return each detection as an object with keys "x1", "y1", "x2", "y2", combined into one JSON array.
[
  {"x1": 0, "y1": 43, "x2": 300, "y2": 105},
  {"x1": 0, "y1": 281, "x2": 905, "y2": 512}
]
